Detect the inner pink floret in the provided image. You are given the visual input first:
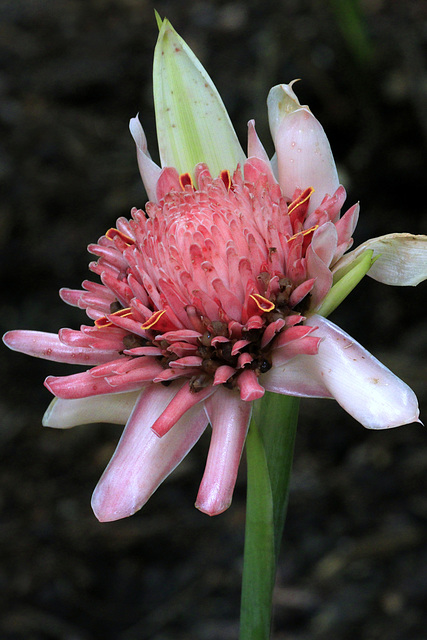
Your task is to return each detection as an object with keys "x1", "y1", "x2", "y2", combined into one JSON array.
[{"x1": 45, "y1": 158, "x2": 358, "y2": 406}]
